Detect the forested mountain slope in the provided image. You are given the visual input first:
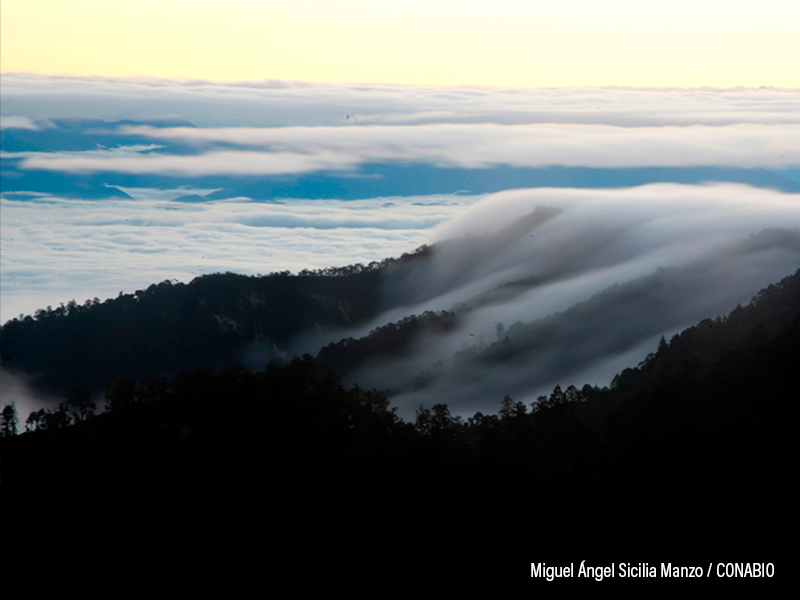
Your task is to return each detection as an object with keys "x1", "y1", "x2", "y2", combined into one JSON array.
[
  {"x1": 0, "y1": 248, "x2": 429, "y2": 392},
  {"x1": 2, "y1": 268, "x2": 795, "y2": 589}
]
